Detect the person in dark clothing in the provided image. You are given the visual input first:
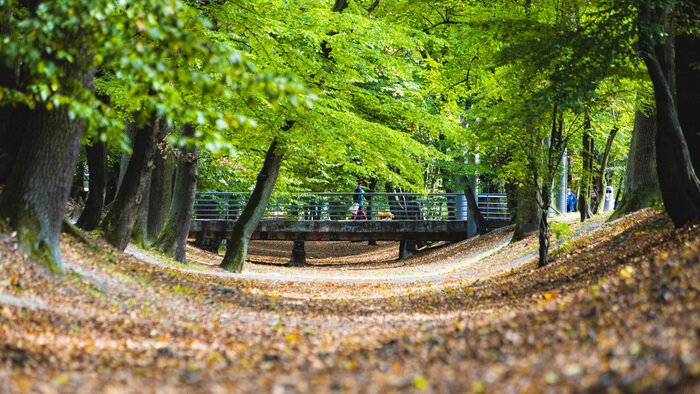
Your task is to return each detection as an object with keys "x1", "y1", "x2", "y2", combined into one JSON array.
[{"x1": 352, "y1": 181, "x2": 368, "y2": 220}]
